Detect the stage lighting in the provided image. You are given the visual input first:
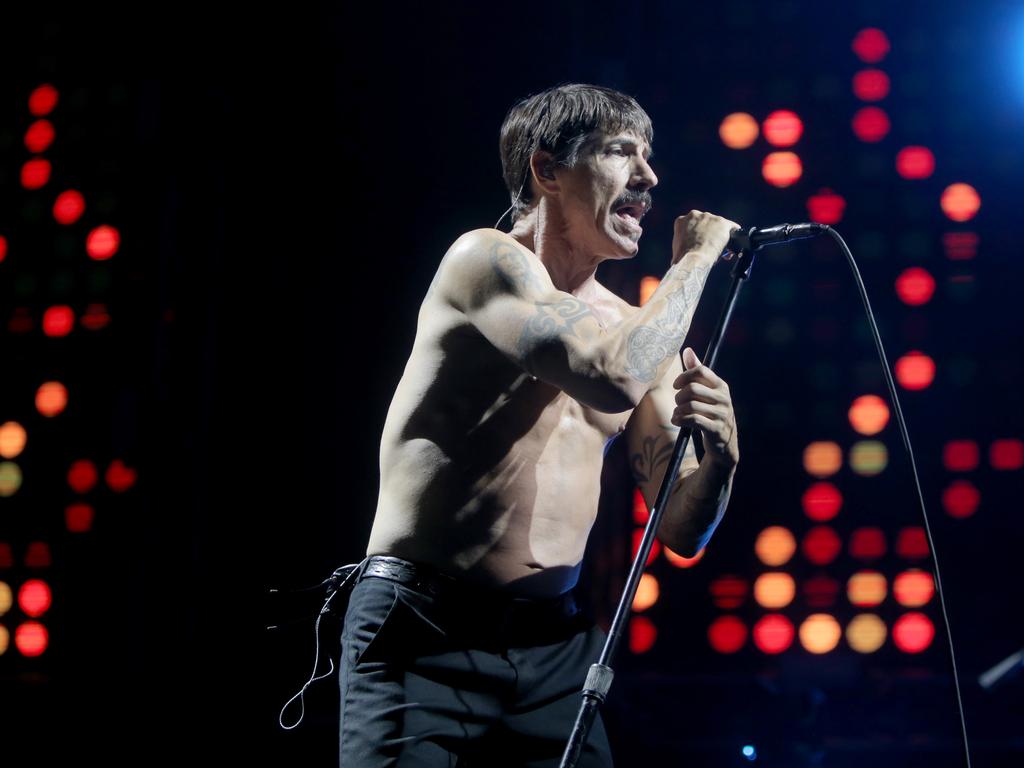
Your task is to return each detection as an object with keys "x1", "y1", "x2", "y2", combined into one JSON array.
[
  {"x1": 849, "y1": 440, "x2": 888, "y2": 476},
  {"x1": 708, "y1": 616, "x2": 747, "y2": 653},
  {"x1": 762, "y1": 110, "x2": 803, "y2": 147},
  {"x1": 0, "y1": 581, "x2": 12, "y2": 615},
  {"x1": 803, "y1": 575, "x2": 840, "y2": 609},
  {"x1": 86, "y1": 225, "x2": 121, "y2": 261},
  {"x1": 806, "y1": 188, "x2": 845, "y2": 224},
  {"x1": 24, "y1": 119, "x2": 55, "y2": 153},
  {"x1": 753, "y1": 614, "x2": 794, "y2": 654},
  {"x1": 639, "y1": 275, "x2": 660, "y2": 305},
  {"x1": 851, "y1": 107, "x2": 890, "y2": 142},
  {"x1": 755, "y1": 526, "x2": 796, "y2": 566},
  {"x1": 719, "y1": 112, "x2": 759, "y2": 149},
  {"x1": 65, "y1": 502, "x2": 95, "y2": 533},
  {"x1": 990, "y1": 439, "x2": 1024, "y2": 470},
  {"x1": 801, "y1": 481, "x2": 842, "y2": 522},
  {"x1": 852, "y1": 28, "x2": 890, "y2": 64},
  {"x1": 762, "y1": 151, "x2": 802, "y2": 187},
  {"x1": 36, "y1": 381, "x2": 69, "y2": 417},
  {"x1": 893, "y1": 569, "x2": 934, "y2": 608},
  {"x1": 630, "y1": 616, "x2": 657, "y2": 654},
  {"x1": 893, "y1": 612, "x2": 935, "y2": 653},
  {"x1": 849, "y1": 527, "x2": 886, "y2": 560},
  {"x1": 847, "y1": 570, "x2": 887, "y2": 607},
  {"x1": 28, "y1": 84, "x2": 59, "y2": 116},
  {"x1": 848, "y1": 395, "x2": 889, "y2": 435},
  {"x1": 0, "y1": 462, "x2": 23, "y2": 497},
  {"x1": 18, "y1": 579, "x2": 52, "y2": 618},
  {"x1": 742, "y1": 744, "x2": 757, "y2": 761},
  {"x1": 0, "y1": 422, "x2": 27, "y2": 459},
  {"x1": 894, "y1": 351, "x2": 935, "y2": 390},
  {"x1": 632, "y1": 529, "x2": 661, "y2": 566},
  {"x1": 803, "y1": 441, "x2": 841, "y2": 477},
  {"x1": 632, "y1": 573, "x2": 659, "y2": 612},
  {"x1": 940, "y1": 183, "x2": 981, "y2": 222},
  {"x1": 24, "y1": 542, "x2": 52, "y2": 567},
  {"x1": 67, "y1": 459, "x2": 99, "y2": 493},
  {"x1": 20, "y1": 158, "x2": 52, "y2": 190},
  {"x1": 852, "y1": 69, "x2": 890, "y2": 101},
  {"x1": 42, "y1": 305, "x2": 75, "y2": 337},
  {"x1": 942, "y1": 232, "x2": 979, "y2": 260},
  {"x1": 711, "y1": 575, "x2": 748, "y2": 609},
  {"x1": 53, "y1": 190, "x2": 86, "y2": 225},
  {"x1": 799, "y1": 614, "x2": 841, "y2": 654},
  {"x1": 942, "y1": 480, "x2": 980, "y2": 518},
  {"x1": 895, "y1": 267, "x2": 936, "y2": 306},
  {"x1": 846, "y1": 613, "x2": 887, "y2": 653},
  {"x1": 943, "y1": 440, "x2": 979, "y2": 471},
  {"x1": 14, "y1": 621, "x2": 48, "y2": 657},
  {"x1": 896, "y1": 527, "x2": 929, "y2": 560},
  {"x1": 896, "y1": 146, "x2": 935, "y2": 179},
  {"x1": 802, "y1": 526, "x2": 841, "y2": 566},
  {"x1": 754, "y1": 572, "x2": 796, "y2": 609}
]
